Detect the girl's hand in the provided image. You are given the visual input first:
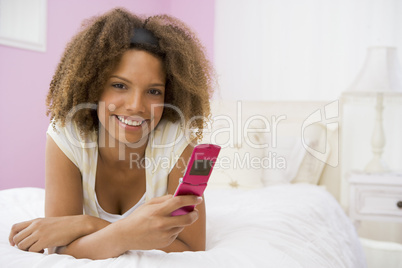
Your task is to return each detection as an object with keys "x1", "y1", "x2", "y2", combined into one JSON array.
[
  {"x1": 9, "y1": 215, "x2": 92, "y2": 253},
  {"x1": 118, "y1": 194, "x2": 202, "y2": 251}
]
